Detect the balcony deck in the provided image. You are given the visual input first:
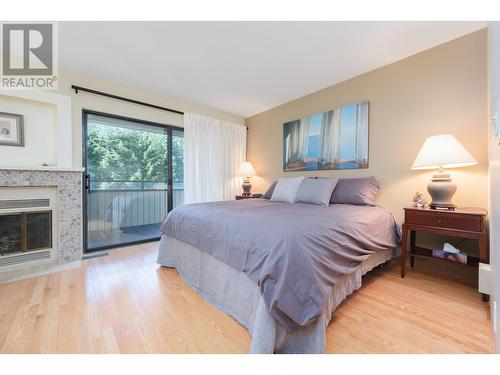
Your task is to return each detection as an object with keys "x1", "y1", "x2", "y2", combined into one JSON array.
[{"x1": 88, "y1": 223, "x2": 161, "y2": 250}]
